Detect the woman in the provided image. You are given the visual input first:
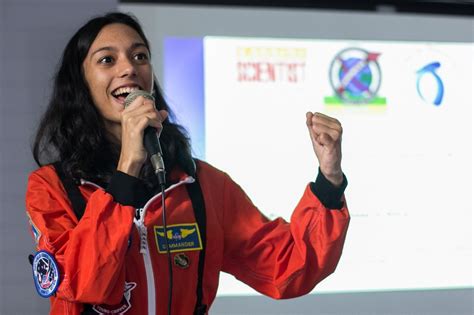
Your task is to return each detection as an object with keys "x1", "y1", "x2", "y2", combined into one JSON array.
[{"x1": 26, "y1": 12, "x2": 349, "y2": 315}]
